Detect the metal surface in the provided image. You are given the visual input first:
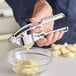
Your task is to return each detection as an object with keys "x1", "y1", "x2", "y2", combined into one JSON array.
[
  {"x1": 33, "y1": 26, "x2": 68, "y2": 38},
  {"x1": 9, "y1": 13, "x2": 66, "y2": 46}
]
